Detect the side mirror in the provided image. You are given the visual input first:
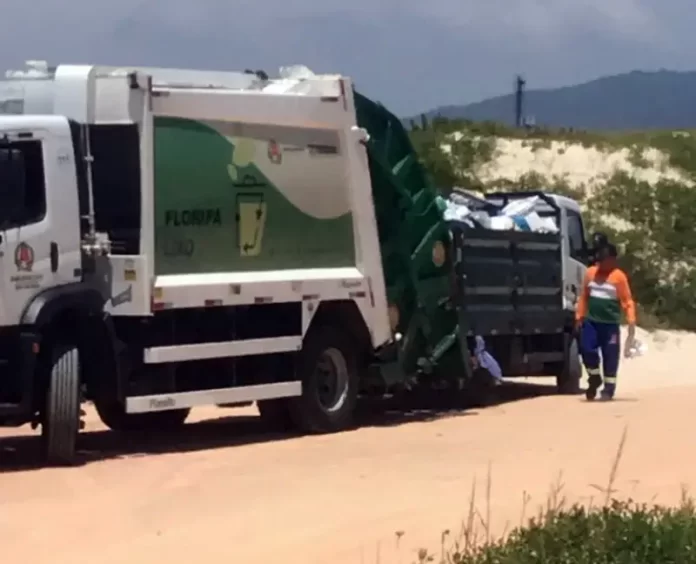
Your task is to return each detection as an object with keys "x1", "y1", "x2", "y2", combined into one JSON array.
[
  {"x1": 570, "y1": 245, "x2": 591, "y2": 266},
  {"x1": 0, "y1": 147, "x2": 26, "y2": 218},
  {"x1": 579, "y1": 246, "x2": 593, "y2": 265}
]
